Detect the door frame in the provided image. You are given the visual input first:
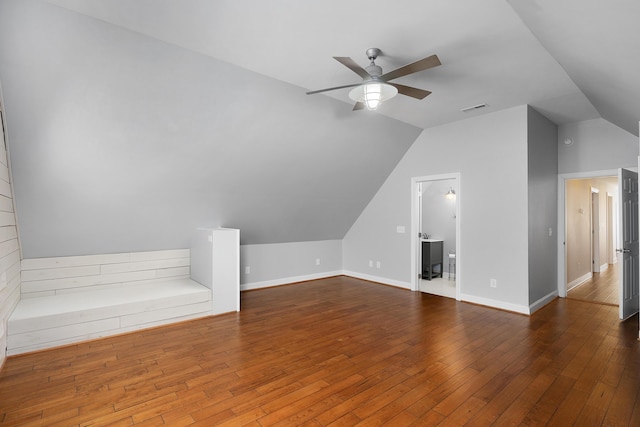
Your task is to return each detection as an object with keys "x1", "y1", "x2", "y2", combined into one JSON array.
[
  {"x1": 410, "y1": 172, "x2": 461, "y2": 299},
  {"x1": 591, "y1": 187, "x2": 600, "y2": 273},
  {"x1": 557, "y1": 169, "x2": 618, "y2": 297}
]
